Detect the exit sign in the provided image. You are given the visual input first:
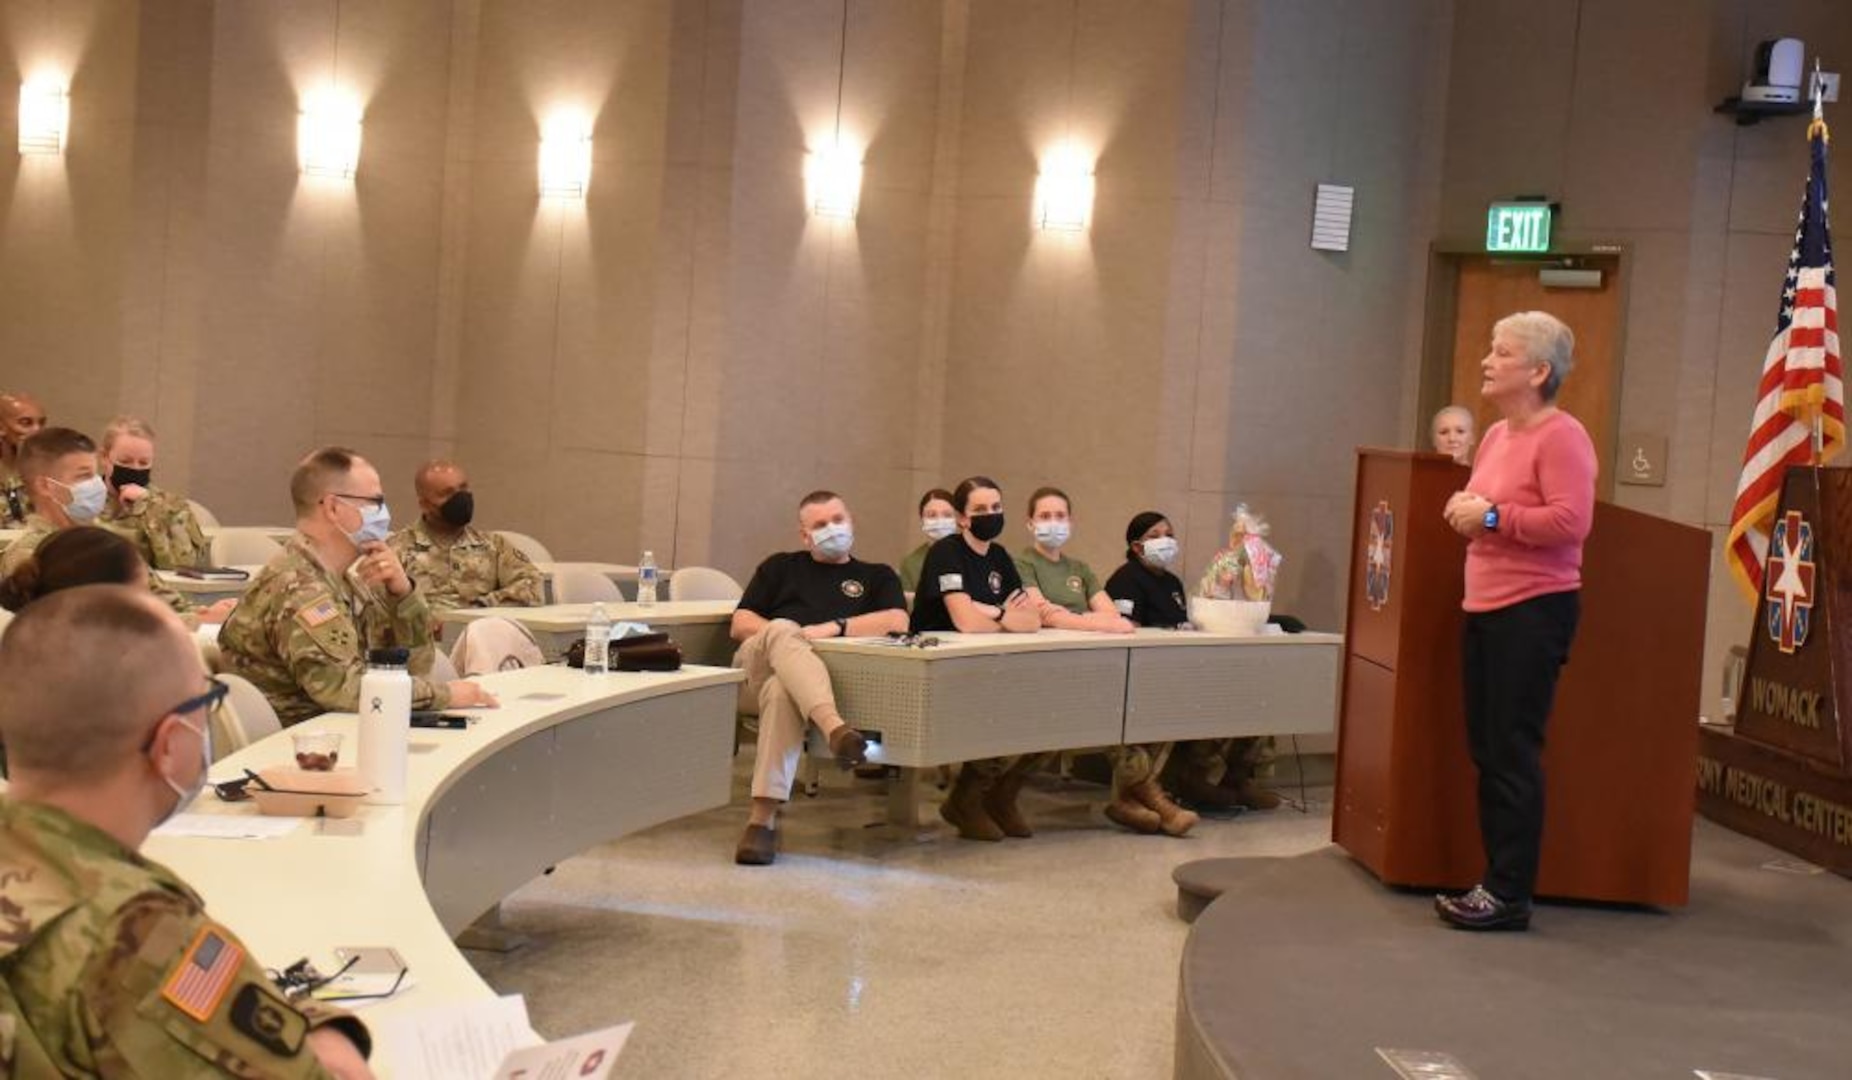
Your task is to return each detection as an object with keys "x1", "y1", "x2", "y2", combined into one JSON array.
[{"x1": 1486, "y1": 202, "x2": 1553, "y2": 253}]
